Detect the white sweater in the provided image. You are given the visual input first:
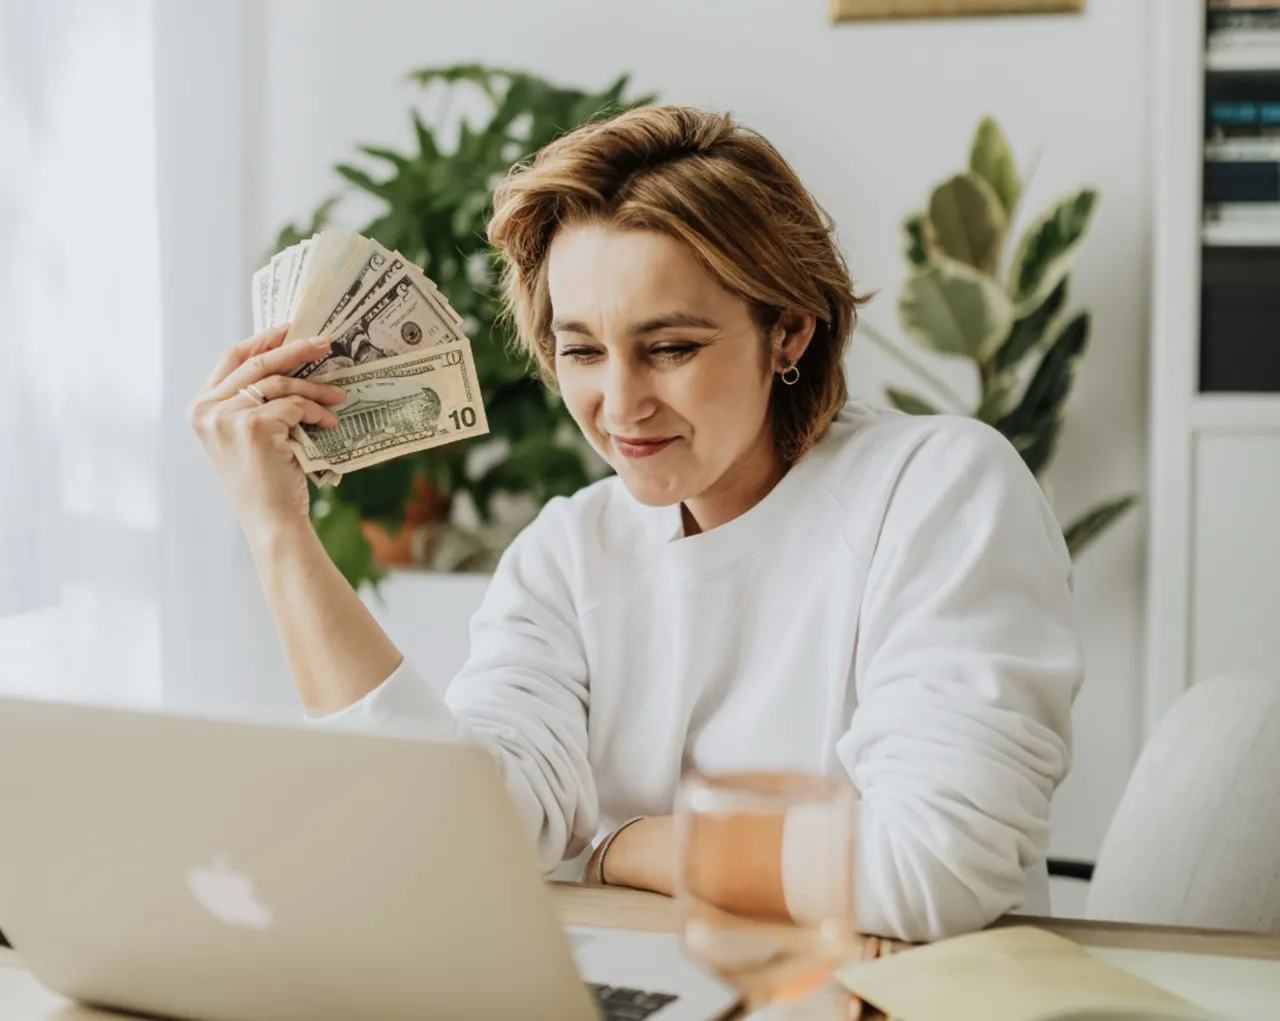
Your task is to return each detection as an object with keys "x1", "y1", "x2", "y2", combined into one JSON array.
[{"x1": 324, "y1": 403, "x2": 1082, "y2": 942}]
